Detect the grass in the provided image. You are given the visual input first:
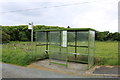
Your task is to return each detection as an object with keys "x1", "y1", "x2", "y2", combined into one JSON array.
[
  {"x1": 2, "y1": 42, "x2": 48, "y2": 66},
  {"x1": 94, "y1": 41, "x2": 118, "y2": 66},
  {"x1": 2, "y1": 41, "x2": 118, "y2": 66}
]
